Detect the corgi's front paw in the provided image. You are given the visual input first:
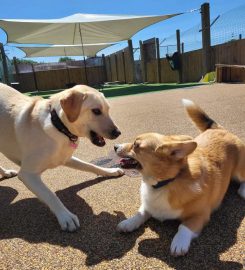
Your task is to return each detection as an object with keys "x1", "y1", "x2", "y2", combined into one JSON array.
[
  {"x1": 170, "y1": 224, "x2": 198, "y2": 256},
  {"x1": 117, "y1": 218, "x2": 138, "y2": 232},
  {"x1": 238, "y1": 183, "x2": 245, "y2": 199},
  {"x1": 117, "y1": 211, "x2": 150, "y2": 233}
]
